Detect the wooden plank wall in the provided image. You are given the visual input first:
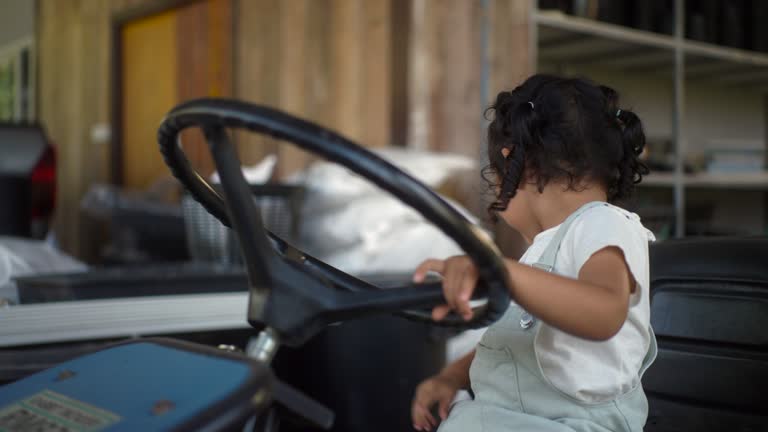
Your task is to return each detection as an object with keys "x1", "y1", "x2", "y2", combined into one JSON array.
[
  {"x1": 405, "y1": 0, "x2": 533, "y2": 256},
  {"x1": 38, "y1": 0, "x2": 532, "y2": 257},
  {"x1": 488, "y1": 0, "x2": 535, "y2": 97},
  {"x1": 38, "y1": 0, "x2": 148, "y2": 257},
  {"x1": 234, "y1": 0, "x2": 393, "y2": 177}
]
